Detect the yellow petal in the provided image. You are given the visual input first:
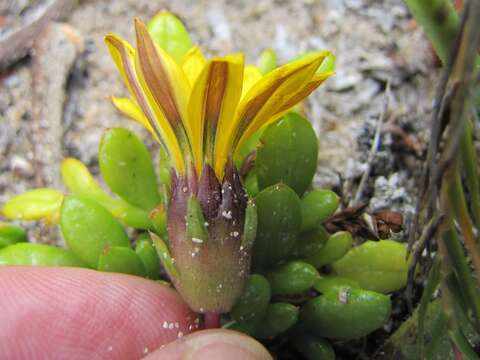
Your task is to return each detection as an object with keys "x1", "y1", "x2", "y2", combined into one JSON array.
[
  {"x1": 236, "y1": 72, "x2": 334, "y2": 146},
  {"x1": 272, "y1": 71, "x2": 333, "y2": 116},
  {"x1": 215, "y1": 52, "x2": 328, "y2": 172},
  {"x1": 105, "y1": 32, "x2": 136, "y2": 96},
  {"x1": 235, "y1": 51, "x2": 330, "y2": 148},
  {"x1": 241, "y1": 65, "x2": 262, "y2": 99},
  {"x1": 105, "y1": 32, "x2": 185, "y2": 174},
  {"x1": 213, "y1": 55, "x2": 244, "y2": 179},
  {"x1": 182, "y1": 46, "x2": 207, "y2": 86},
  {"x1": 134, "y1": 18, "x2": 195, "y2": 168},
  {"x1": 111, "y1": 96, "x2": 160, "y2": 142},
  {"x1": 188, "y1": 54, "x2": 244, "y2": 178}
]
